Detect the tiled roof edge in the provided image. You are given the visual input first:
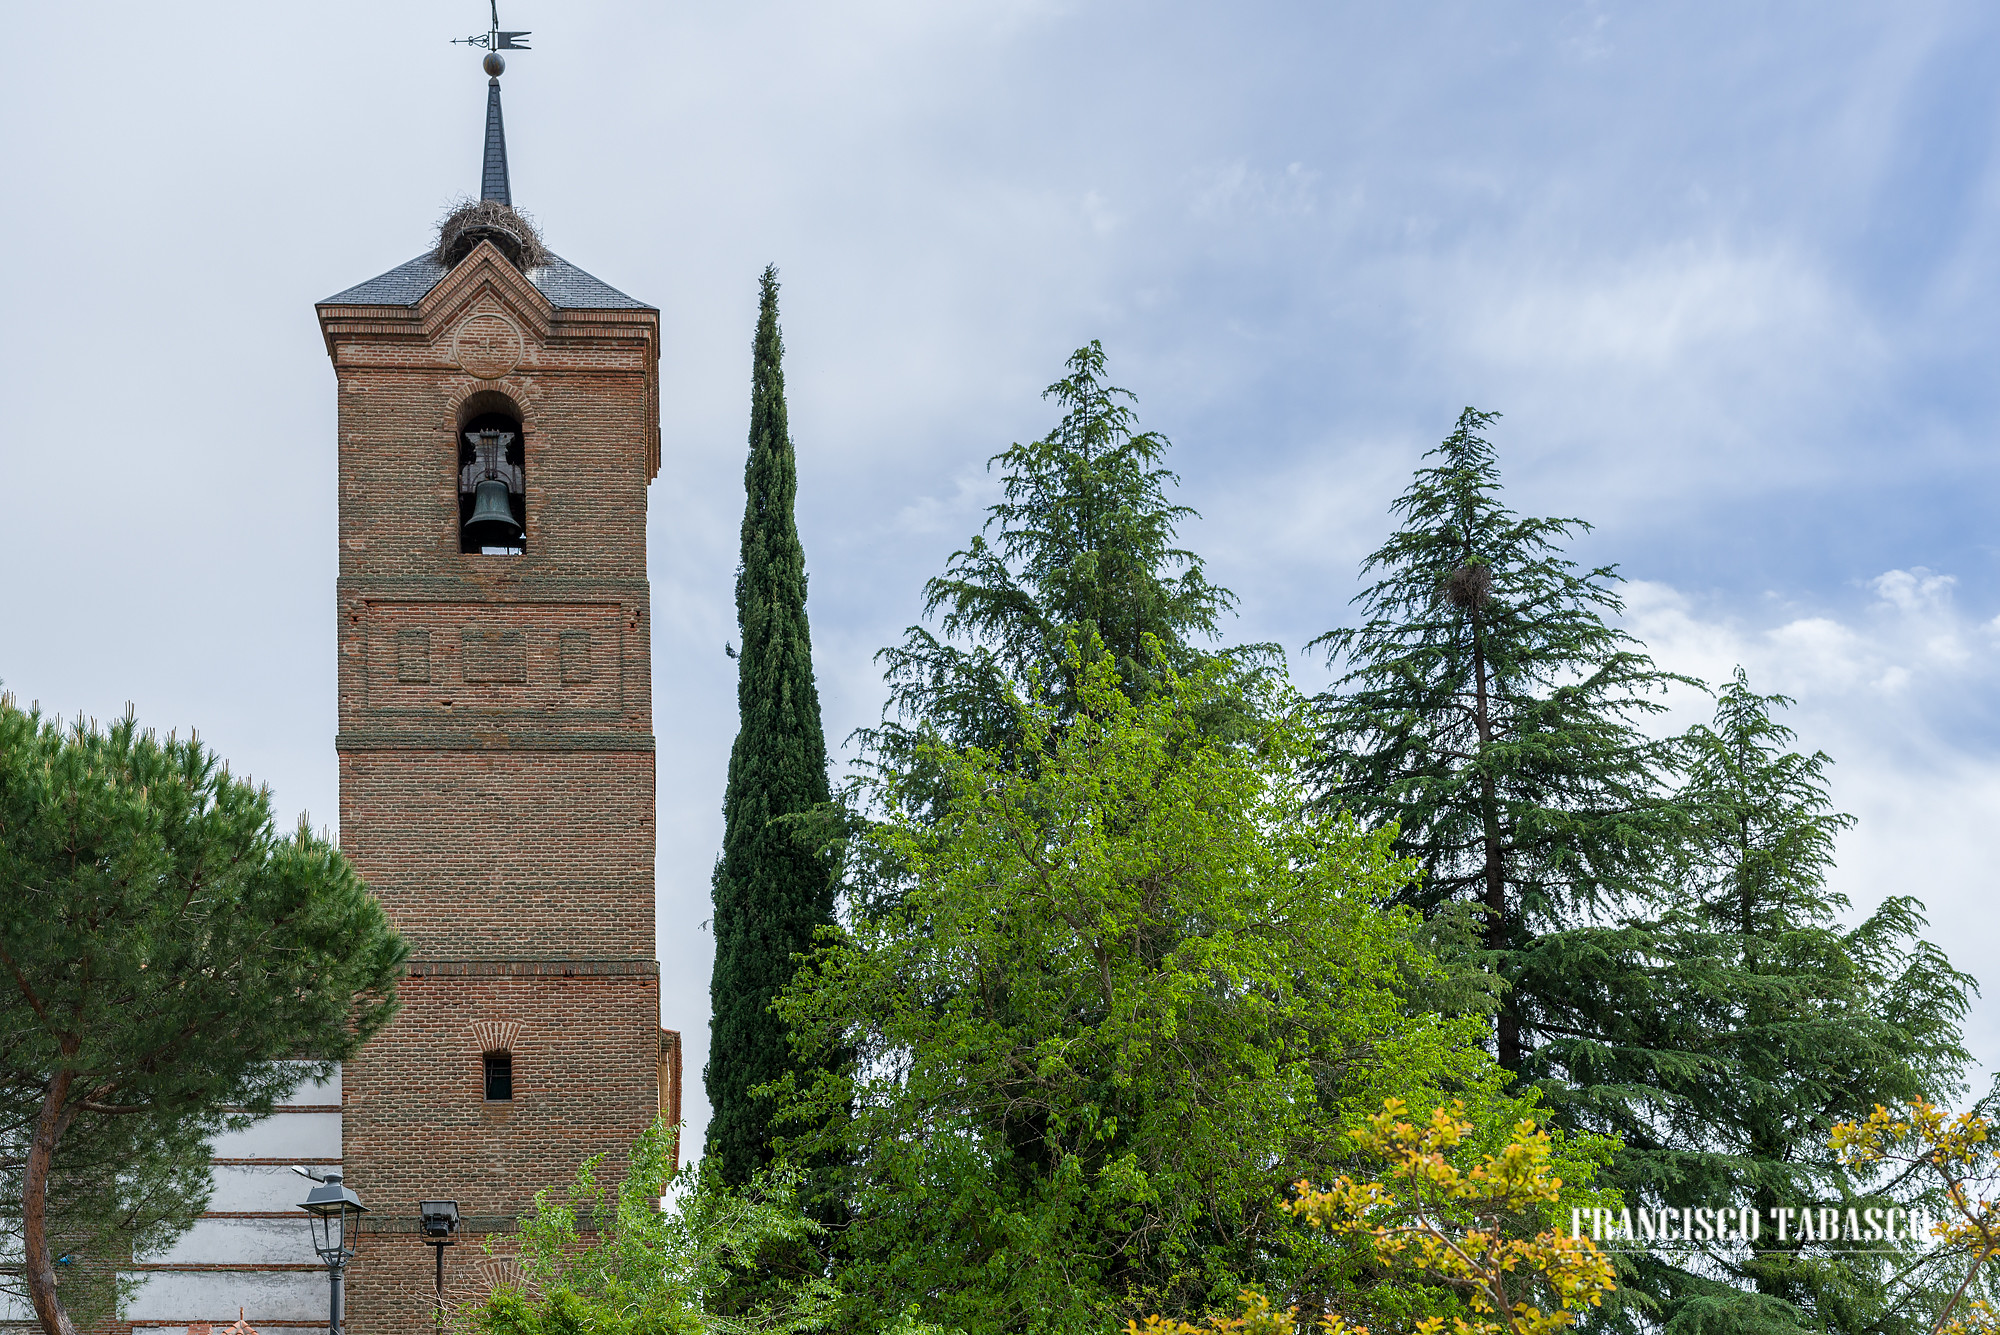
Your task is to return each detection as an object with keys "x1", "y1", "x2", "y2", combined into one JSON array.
[{"x1": 320, "y1": 252, "x2": 653, "y2": 312}]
